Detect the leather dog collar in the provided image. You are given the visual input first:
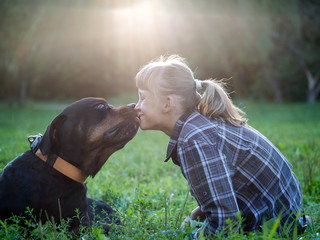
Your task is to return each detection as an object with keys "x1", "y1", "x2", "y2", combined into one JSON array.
[
  {"x1": 28, "y1": 134, "x2": 87, "y2": 184},
  {"x1": 35, "y1": 149, "x2": 88, "y2": 184}
]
